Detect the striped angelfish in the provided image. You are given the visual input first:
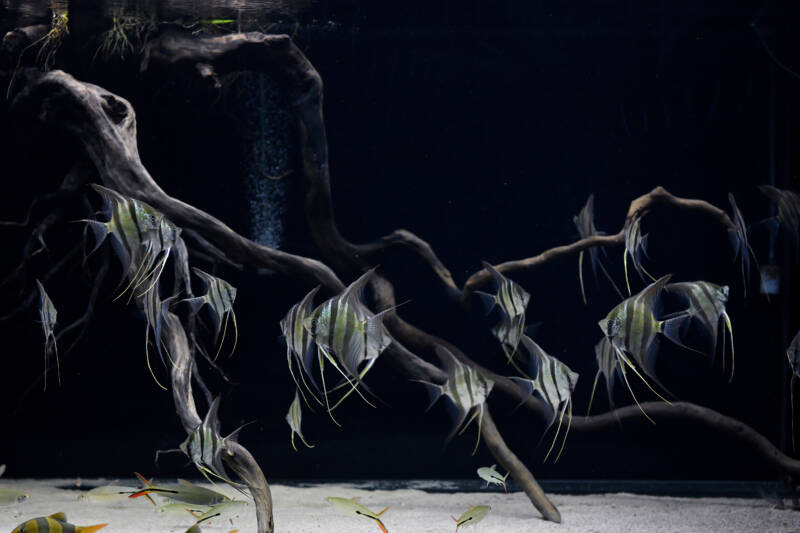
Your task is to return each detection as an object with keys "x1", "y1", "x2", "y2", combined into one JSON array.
[
  {"x1": 760, "y1": 185, "x2": 800, "y2": 250},
  {"x1": 727, "y1": 193, "x2": 757, "y2": 295},
  {"x1": 11, "y1": 513, "x2": 106, "y2": 533},
  {"x1": 510, "y1": 335, "x2": 578, "y2": 462},
  {"x1": 183, "y1": 268, "x2": 238, "y2": 360},
  {"x1": 667, "y1": 281, "x2": 734, "y2": 379},
  {"x1": 476, "y1": 261, "x2": 530, "y2": 318},
  {"x1": 623, "y1": 209, "x2": 656, "y2": 295},
  {"x1": 598, "y1": 275, "x2": 691, "y2": 421},
  {"x1": 419, "y1": 345, "x2": 495, "y2": 455},
  {"x1": 303, "y1": 268, "x2": 393, "y2": 423},
  {"x1": 280, "y1": 286, "x2": 322, "y2": 407},
  {"x1": 286, "y1": 390, "x2": 314, "y2": 451},
  {"x1": 586, "y1": 336, "x2": 621, "y2": 416},
  {"x1": 179, "y1": 397, "x2": 244, "y2": 485},
  {"x1": 490, "y1": 314, "x2": 525, "y2": 365},
  {"x1": 35, "y1": 279, "x2": 59, "y2": 390},
  {"x1": 573, "y1": 194, "x2": 623, "y2": 303},
  {"x1": 84, "y1": 184, "x2": 182, "y2": 301},
  {"x1": 787, "y1": 330, "x2": 800, "y2": 452},
  {"x1": 142, "y1": 287, "x2": 178, "y2": 390}
]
